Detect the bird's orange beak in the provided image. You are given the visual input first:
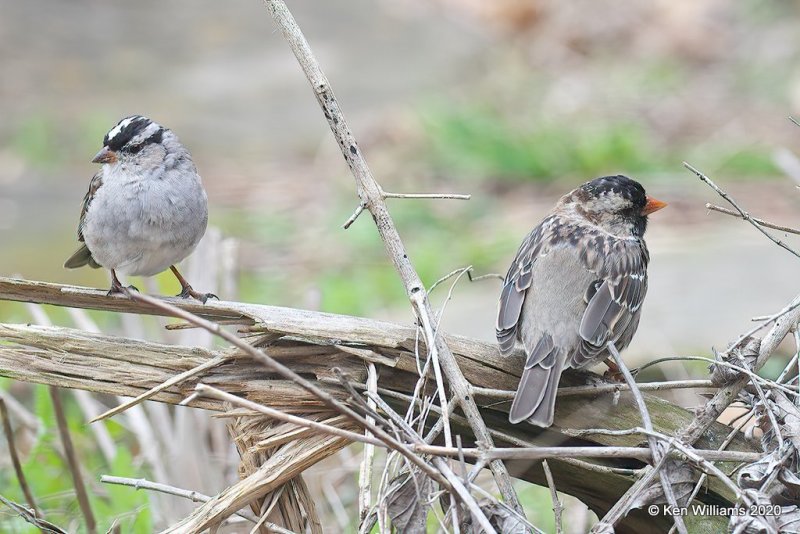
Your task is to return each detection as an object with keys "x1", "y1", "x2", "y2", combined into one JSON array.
[
  {"x1": 92, "y1": 146, "x2": 117, "y2": 164},
  {"x1": 641, "y1": 196, "x2": 668, "y2": 215}
]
